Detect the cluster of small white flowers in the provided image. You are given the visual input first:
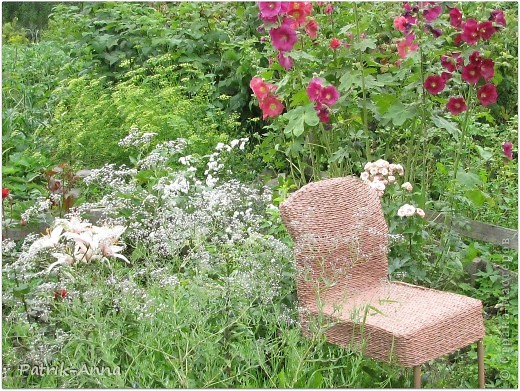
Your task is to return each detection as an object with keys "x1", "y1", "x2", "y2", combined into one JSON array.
[
  {"x1": 118, "y1": 125, "x2": 157, "y2": 148},
  {"x1": 2, "y1": 239, "x2": 16, "y2": 255},
  {"x1": 20, "y1": 197, "x2": 53, "y2": 222},
  {"x1": 360, "y1": 159, "x2": 404, "y2": 197},
  {"x1": 205, "y1": 138, "x2": 248, "y2": 187},
  {"x1": 138, "y1": 138, "x2": 188, "y2": 169},
  {"x1": 397, "y1": 203, "x2": 425, "y2": 218},
  {"x1": 153, "y1": 174, "x2": 191, "y2": 200},
  {"x1": 83, "y1": 164, "x2": 138, "y2": 194}
]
